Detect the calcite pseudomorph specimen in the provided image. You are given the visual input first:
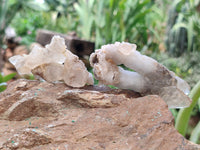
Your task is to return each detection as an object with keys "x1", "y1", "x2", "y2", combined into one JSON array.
[
  {"x1": 90, "y1": 42, "x2": 191, "y2": 108},
  {"x1": 9, "y1": 36, "x2": 94, "y2": 87},
  {"x1": 9, "y1": 37, "x2": 191, "y2": 108}
]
